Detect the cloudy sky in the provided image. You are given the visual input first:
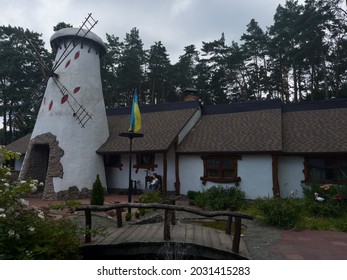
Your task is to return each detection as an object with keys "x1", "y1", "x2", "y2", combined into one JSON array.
[{"x1": 1, "y1": 0, "x2": 304, "y2": 63}]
